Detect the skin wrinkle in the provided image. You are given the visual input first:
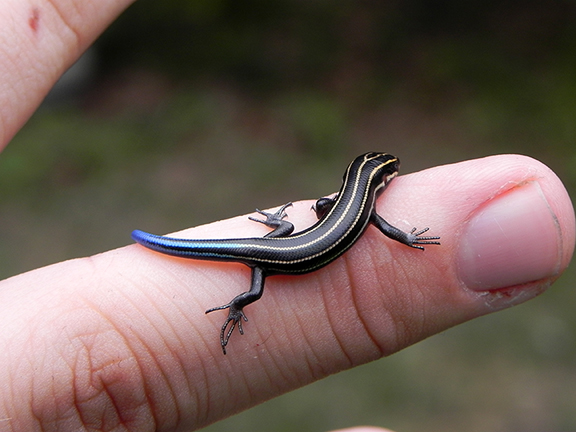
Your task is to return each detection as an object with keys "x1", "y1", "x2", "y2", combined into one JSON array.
[
  {"x1": 126, "y1": 269, "x2": 190, "y2": 362},
  {"x1": 285, "y1": 283, "x2": 325, "y2": 380},
  {"x1": 259, "y1": 353, "x2": 280, "y2": 392},
  {"x1": 279, "y1": 307, "x2": 318, "y2": 389},
  {"x1": 299, "y1": 330, "x2": 324, "y2": 381},
  {"x1": 67, "y1": 329, "x2": 98, "y2": 430},
  {"x1": 299, "y1": 272, "x2": 332, "y2": 379},
  {"x1": 28, "y1": 326, "x2": 55, "y2": 430},
  {"x1": 258, "y1": 296, "x2": 304, "y2": 389},
  {"x1": 256, "y1": 289, "x2": 325, "y2": 393},
  {"x1": 403, "y1": 260, "x2": 433, "y2": 339},
  {"x1": 105, "y1": 292, "x2": 178, "y2": 429},
  {"x1": 34, "y1": 361, "x2": 79, "y2": 431},
  {"x1": 246, "y1": 299, "x2": 305, "y2": 394},
  {"x1": 255, "y1": 347, "x2": 285, "y2": 400},
  {"x1": 78, "y1": 372, "x2": 122, "y2": 432},
  {"x1": 274, "y1": 279, "x2": 320, "y2": 381},
  {"x1": 138, "y1": 286, "x2": 200, "y2": 430},
  {"x1": 371, "y1": 249, "x2": 410, "y2": 354},
  {"x1": 163, "y1": 263, "x2": 220, "y2": 360},
  {"x1": 63, "y1": 282, "x2": 161, "y2": 431},
  {"x1": 343, "y1": 241, "x2": 385, "y2": 360},
  {"x1": 6, "y1": 336, "x2": 34, "y2": 431},
  {"x1": 134, "y1": 274, "x2": 191, "y2": 360},
  {"x1": 102, "y1": 342, "x2": 156, "y2": 432},
  {"x1": 528, "y1": 180, "x2": 563, "y2": 275},
  {"x1": 186, "y1": 358, "x2": 206, "y2": 428},
  {"x1": 43, "y1": 0, "x2": 85, "y2": 51},
  {"x1": 241, "y1": 376, "x2": 258, "y2": 418},
  {"x1": 283, "y1": 297, "x2": 321, "y2": 383},
  {"x1": 230, "y1": 358, "x2": 265, "y2": 418},
  {"x1": 258, "y1": 295, "x2": 295, "y2": 388},
  {"x1": 2, "y1": 338, "x2": 19, "y2": 430},
  {"x1": 221, "y1": 360, "x2": 247, "y2": 418},
  {"x1": 547, "y1": 190, "x2": 565, "y2": 268},
  {"x1": 193, "y1": 260, "x2": 251, "y2": 311},
  {"x1": 418, "y1": 258, "x2": 456, "y2": 331},
  {"x1": 27, "y1": 295, "x2": 101, "y2": 430},
  {"x1": 334, "y1": 259, "x2": 372, "y2": 363},
  {"x1": 351, "y1": 229, "x2": 402, "y2": 354},
  {"x1": 299, "y1": 353, "x2": 319, "y2": 387},
  {"x1": 69, "y1": 319, "x2": 151, "y2": 431},
  {"x1": 399, "y1": 286, "x2": 426, "y2": 350},
  {"x1": 98, "y1": 380, "x2": 134, "y2": 432},
  {"x1": 387, "y1": 256, "x2": 427, "y2": 351},
  {"x1": 319, "y1": 263, "x2": 354, "y2": 369},
  {"x1": 235, "y1": 303, "x2": 281, "y2": 391}
]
